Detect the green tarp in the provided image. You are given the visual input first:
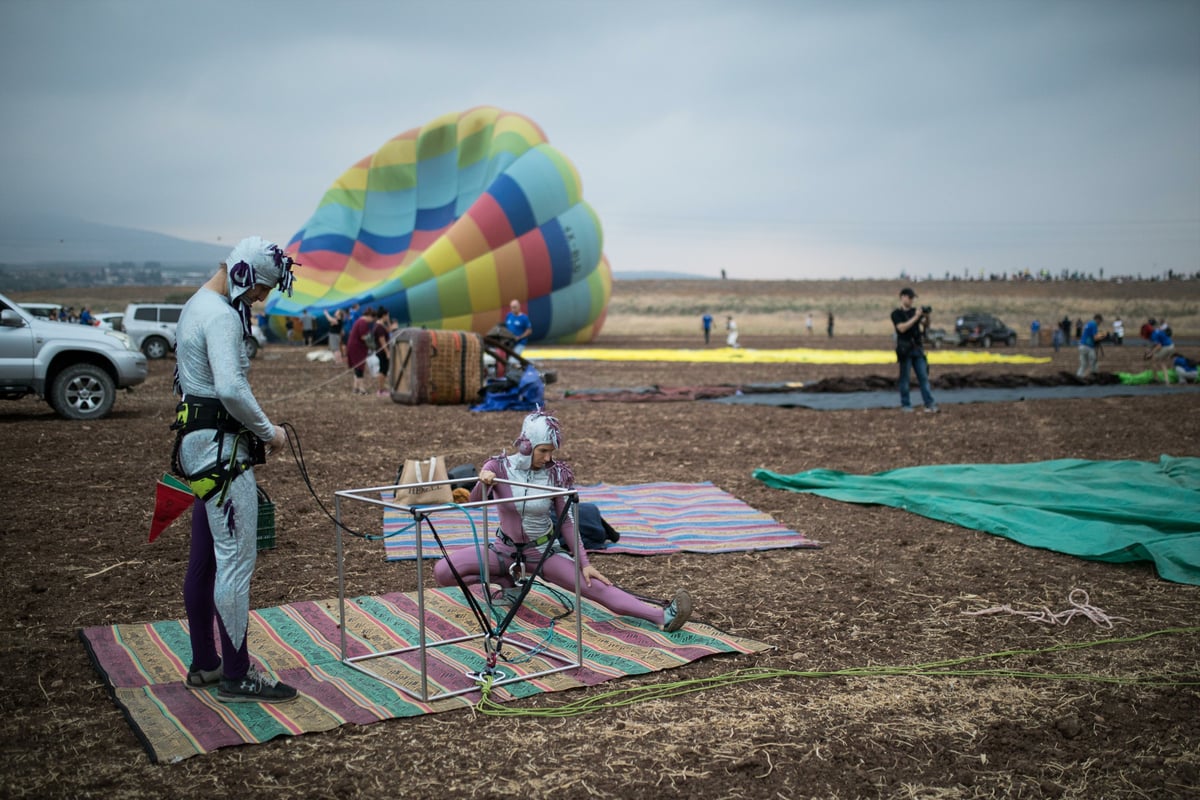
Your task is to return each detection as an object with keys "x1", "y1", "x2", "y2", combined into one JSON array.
[
  {"x1": 753, "y1": 456, "x2": 1200, "y2": 586},
  {"x1": 1117, "y1": 369, "x2": 1186, "y2": 385}
]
